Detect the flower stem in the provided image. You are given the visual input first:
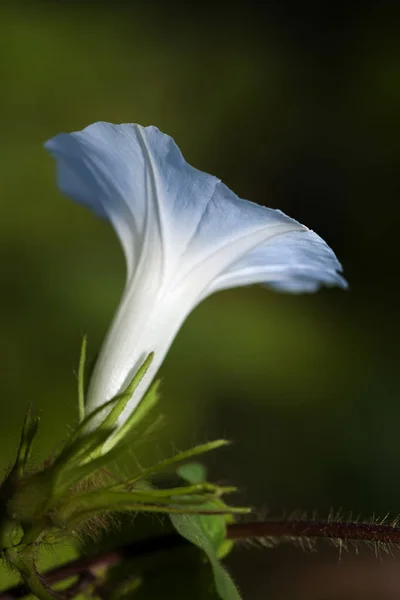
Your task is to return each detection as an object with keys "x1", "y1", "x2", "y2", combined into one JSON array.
[
  {"x1": 227, "y1": 519, "x2": 400, "y2": 544},
  {"x1": 2, "y1": 518, "x2": 400, "y2": 599}
]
